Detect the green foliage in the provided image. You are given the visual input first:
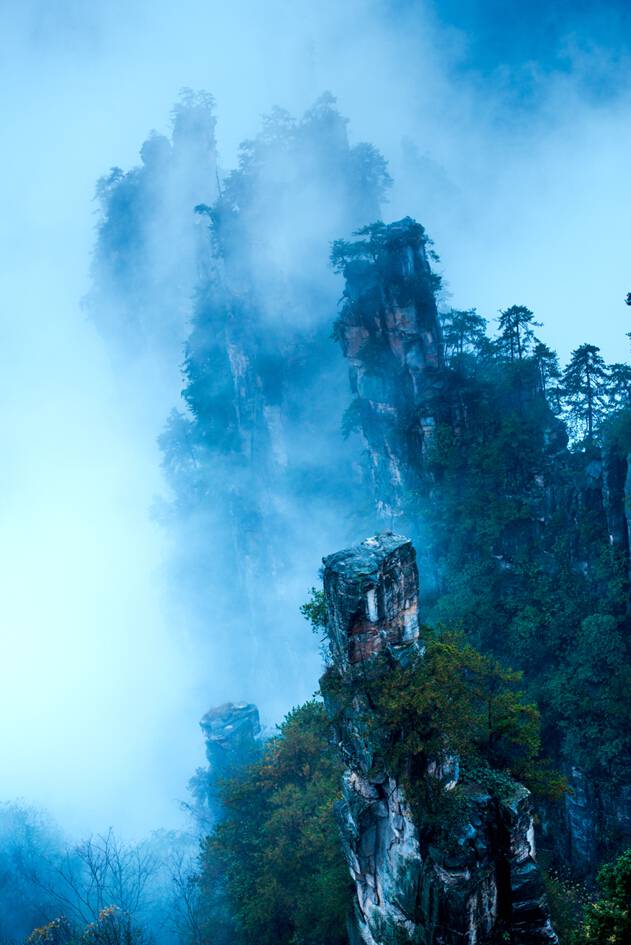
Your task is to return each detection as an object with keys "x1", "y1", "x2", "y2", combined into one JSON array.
[
  {"x1": 561, "y1": 343, "x2": 609, "y2": 442},
  {"x1": 404, "y1": 325, "x2": 631, "y2": 785},
  {"x1": 213, "y1": 93, "x2": 392, "y2": 260},
  {"x1": 349, "y1": 142, "x2": 393, "y2": 208},
  {"x1": 441, "y1": 308, "x2": 488, "y2": 364},
  {"x1": 548, "y1": 614, "x2": 631, "y2": 782},
  {"x1": 322, "y1": 630, "x2": 561, "y2": 836},
  {"x1": 496, "y1": 305, "x2": 541, "y2": 362},
  {"x1": 330, "y1": 217, "x2": 441, "y2": 296},
  {"x1": 171, "y1": 88, "x2": 216, "y2": 150},
  {"x1": 199, "y1": 702, "x2": 352, "y2": 945},
  {"x1": 602, "y1": 404, "x2": 631, "y2": 453},
  {"x1": 576, "y1": 849, "x2": 631, "y2": 944},
  {"x1": 299, "y1": 588, "x2": 328, "y2": 634},
  {"x1": 180, "y1": 293, "x2": 243, "y2": 453},
  {"x1": 541, "y1": 864, "x2": 590, "y2": 945},
  {"x1": 533, "y1": 340, "x2": 562, "y2": 402},
  {"x1": 608, "y1": 362, "x2": 631, "y2": 409}
]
